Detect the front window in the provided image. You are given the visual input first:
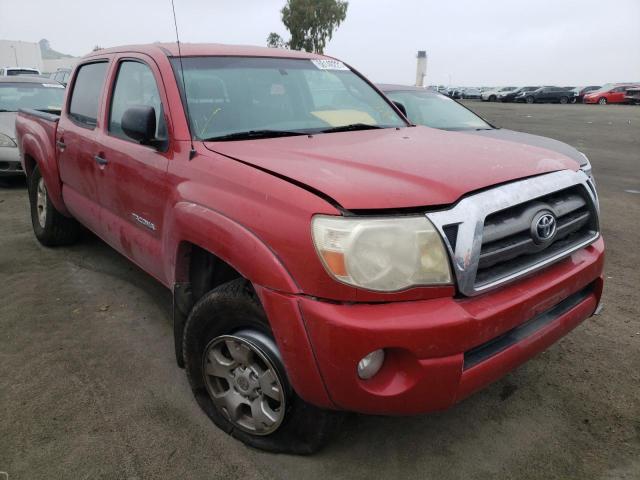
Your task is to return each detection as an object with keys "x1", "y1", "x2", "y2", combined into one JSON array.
[
  {"x1": 0, "y1": 82, "x2": 64, "y2": 112},
  {"x1": 171, "y1": 56, "x2": 406, "y2": 141},
  {"x1": 109, "y1": 60, "x2": 167, "y2": 142},
  {"x1": 384, "y1": 90, "x2": 491, "y2": 131}
]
